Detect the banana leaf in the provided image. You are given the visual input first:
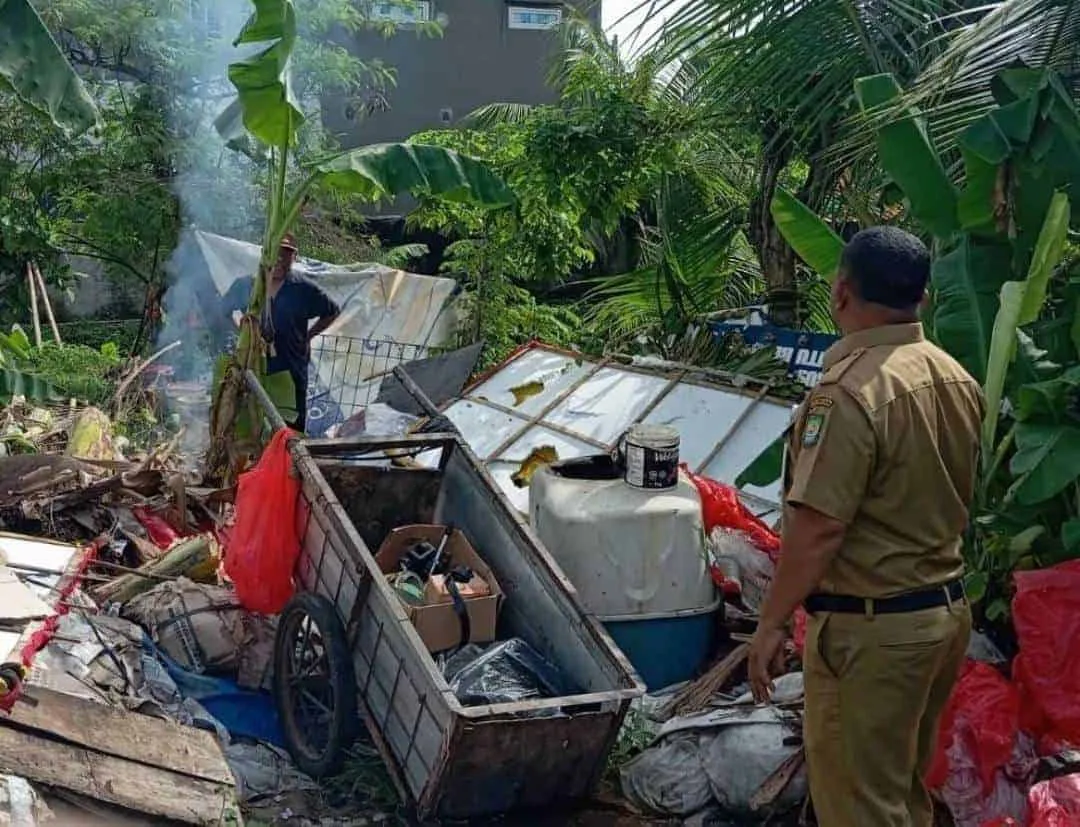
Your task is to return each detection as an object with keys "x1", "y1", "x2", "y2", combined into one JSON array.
[
  {"x1": 217, "y1": 0, "x2": 304, "y2": 150},
  {"x1": 981, "y1": 192, "x2": 1069, "y2": 455},
  {"x1": 262, "y1": 370, "x2": 297, "y2": 423},
  {"x1": 0, "y1": 0, "x2": 98, "y2": 135},
  {"x1": 1009, "y1": 423, "x2": 1080, "y2": 506},
  {"x1": 982, "y1": 280, "x2": 1025, "y2": 461},
  {"x1": 956, "y1": 147, "x2": 999, "y2": 234},
  {"x1": 930, "y1": 238, "x2": 1012, "y2": 384},
  {"x1": 0, "y1": 325, "x2": 30, "y2": 361},
  {"x1": 770, "y1": 188, "x2": 843, "y2": 282},
  {"x1": 308, "y1": 143, "x2": 515, "y2": 207},
  {"x1": 1018, "y1": 191, "x2": 1069, "y2": 326},
  {"x1": 855, "y1": 74, "x2": 957, "y2": 240}
]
